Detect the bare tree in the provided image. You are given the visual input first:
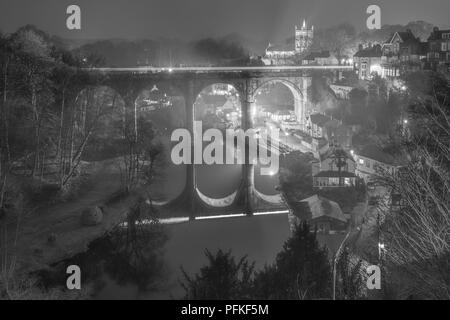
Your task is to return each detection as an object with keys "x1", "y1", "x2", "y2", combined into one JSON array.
[{"x1": 375, "y1": 96, "x2": 450, "y2": 299}]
